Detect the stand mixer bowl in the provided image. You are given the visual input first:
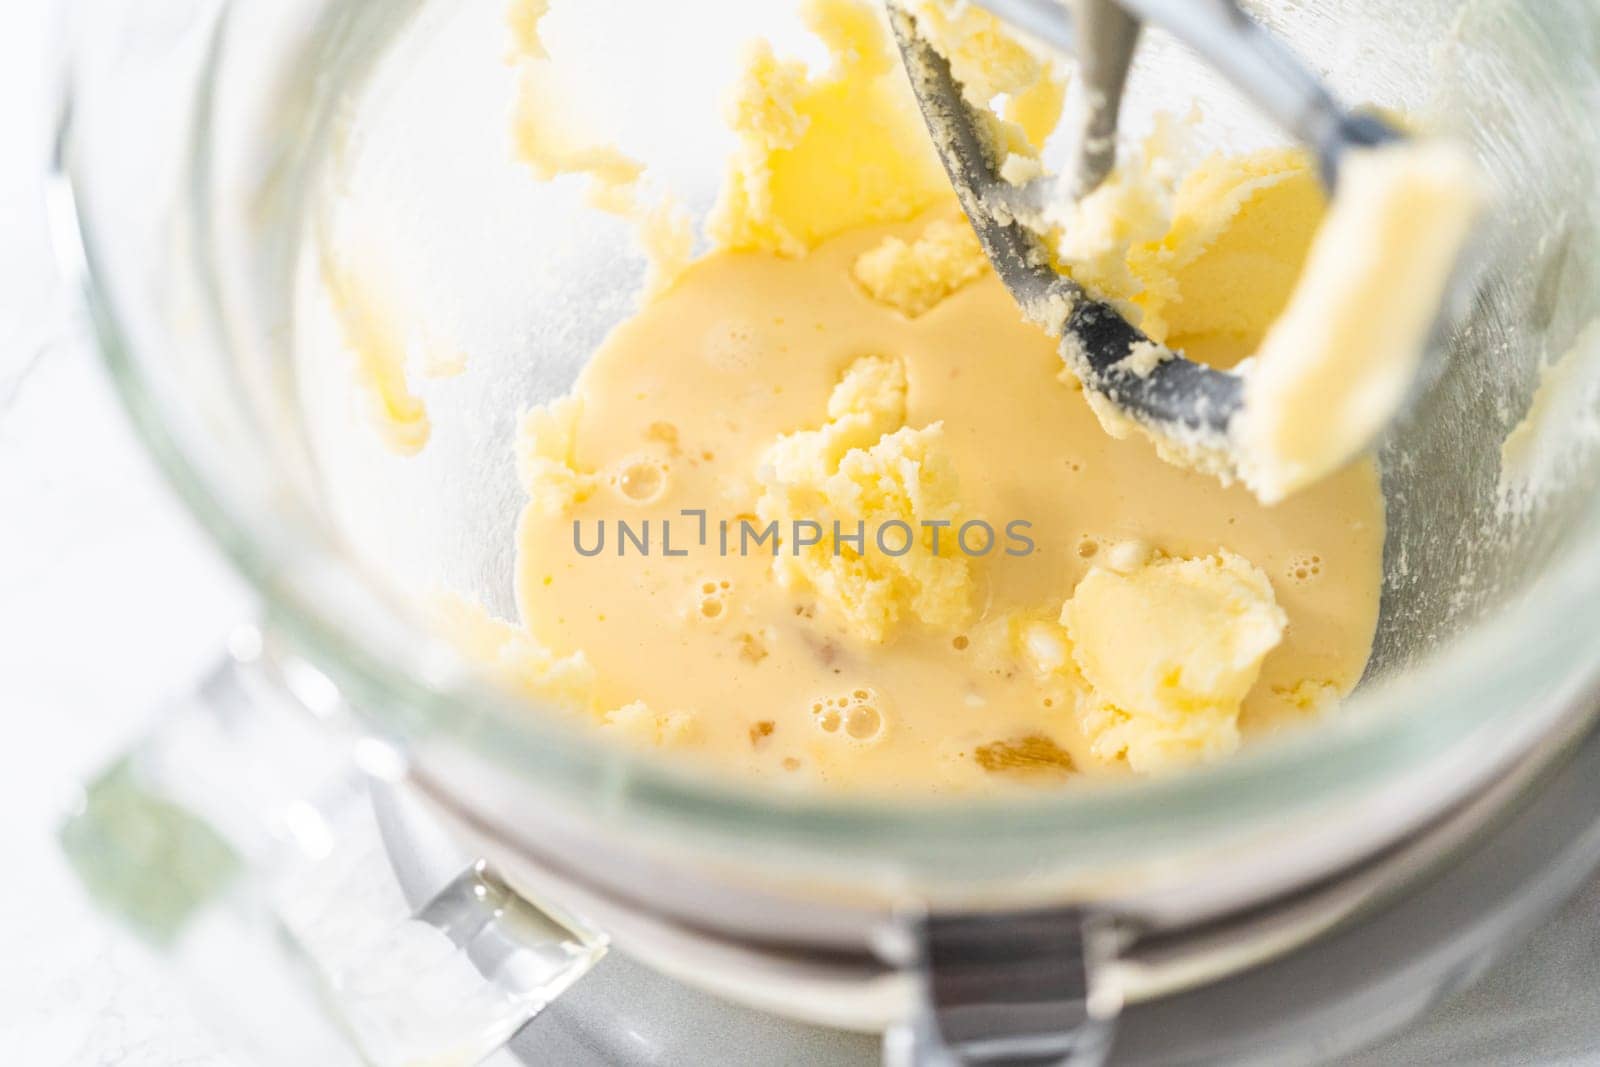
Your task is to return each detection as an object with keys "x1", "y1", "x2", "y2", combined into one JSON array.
[{"x1": 53, "y1": 0, "x2": 1600, "y2": 1056}]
